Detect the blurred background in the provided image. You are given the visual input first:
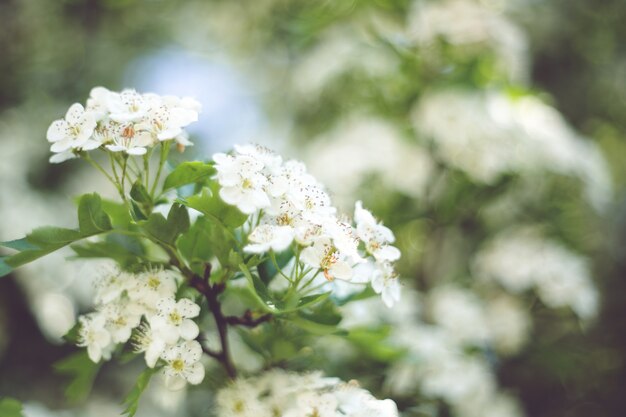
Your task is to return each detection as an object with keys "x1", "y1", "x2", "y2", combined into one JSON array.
[{"x1": 0, "y1": 0, "x2": 625, "y2": 416}]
